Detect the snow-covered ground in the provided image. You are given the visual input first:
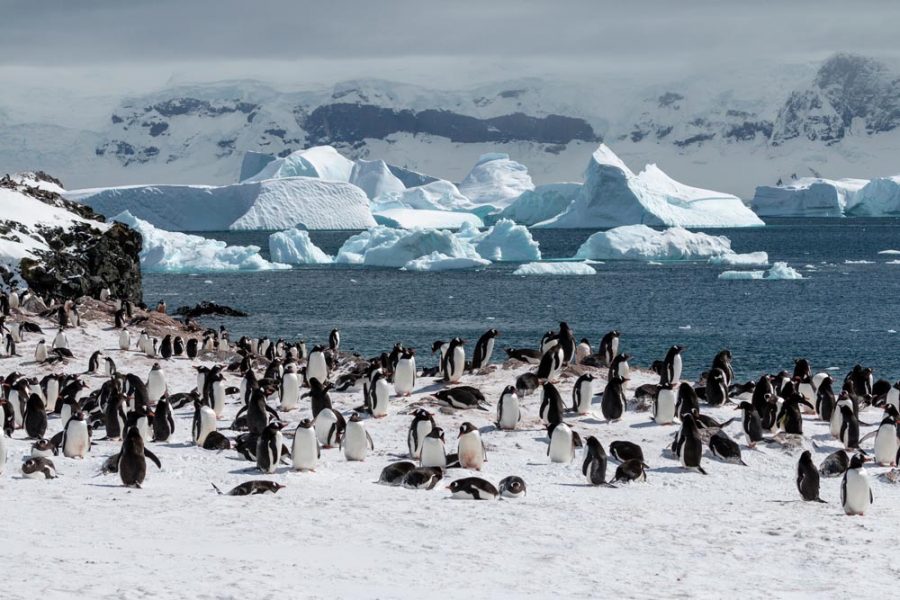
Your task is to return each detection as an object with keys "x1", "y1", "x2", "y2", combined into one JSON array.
[{"x1": 2, "y1": 301, "x2": 898, "y2": 598}]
